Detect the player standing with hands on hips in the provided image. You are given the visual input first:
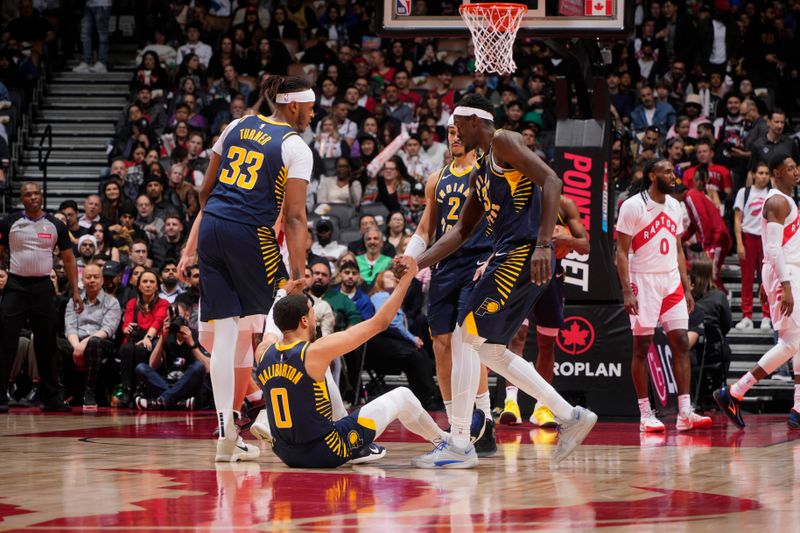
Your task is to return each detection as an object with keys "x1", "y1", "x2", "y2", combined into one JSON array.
[{"x1": 179, "y1": 76, "x2": 314, "y2": 461}]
